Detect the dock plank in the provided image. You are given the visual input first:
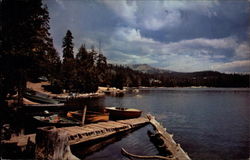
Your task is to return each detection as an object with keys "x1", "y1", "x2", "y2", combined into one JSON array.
[{"x1": 2, "y1": 117, "x2": 149, "y2": 148}]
